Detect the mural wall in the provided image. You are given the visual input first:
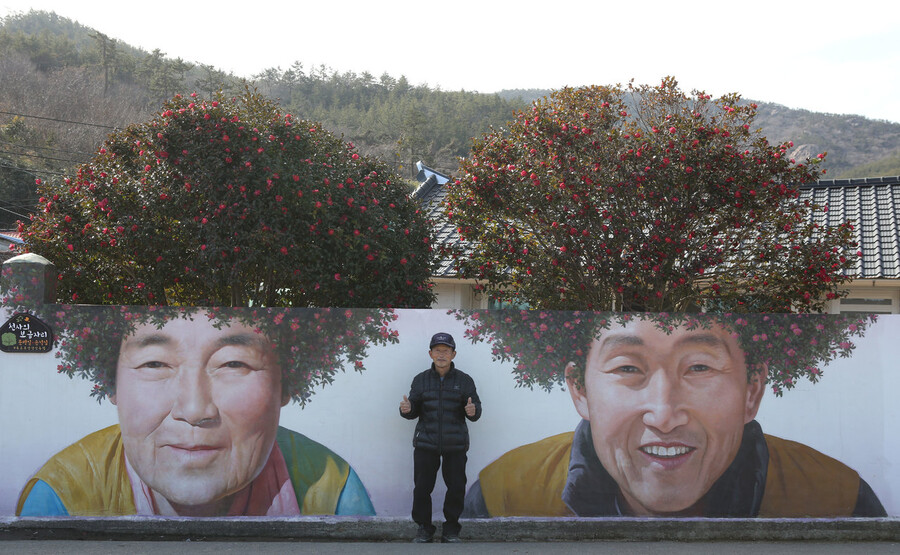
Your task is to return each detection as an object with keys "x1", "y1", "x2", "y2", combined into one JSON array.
[{"x1": 0, "y1": 305, "x2": 897, "y2": 518}]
